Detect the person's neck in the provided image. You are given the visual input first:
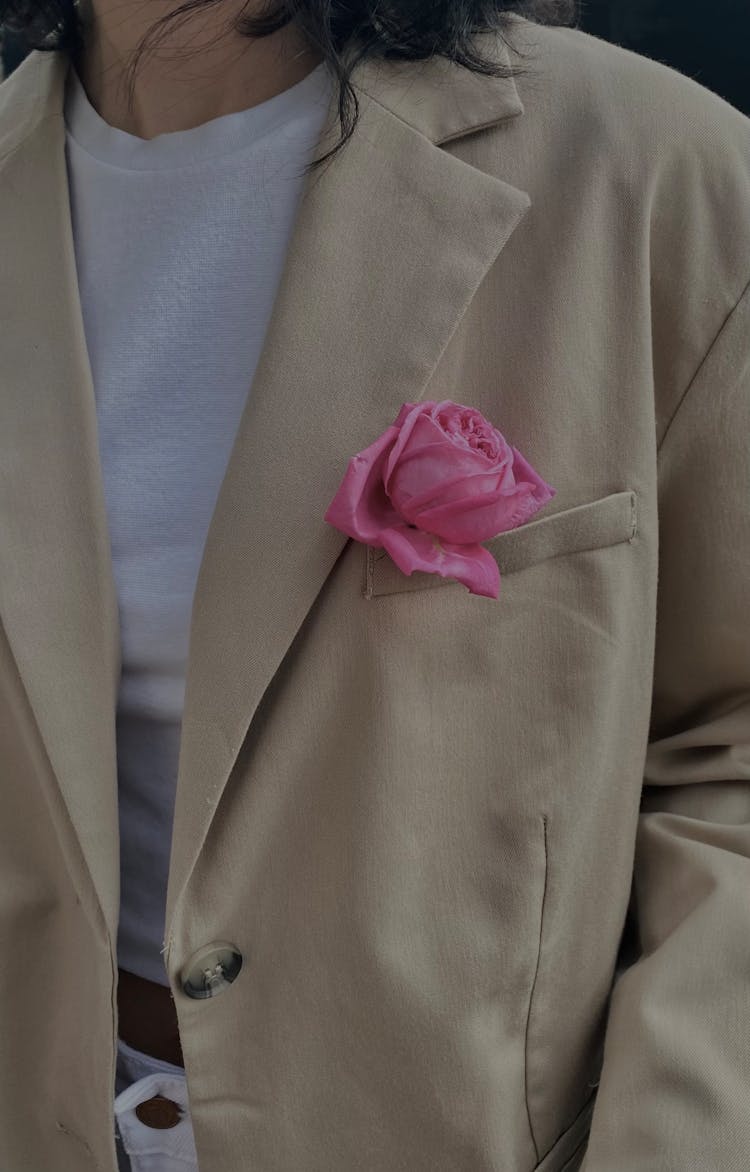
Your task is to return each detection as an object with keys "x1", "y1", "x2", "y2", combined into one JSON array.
[{"x1": 72, "y1": 0, "x2": 324, "y2": 139}]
